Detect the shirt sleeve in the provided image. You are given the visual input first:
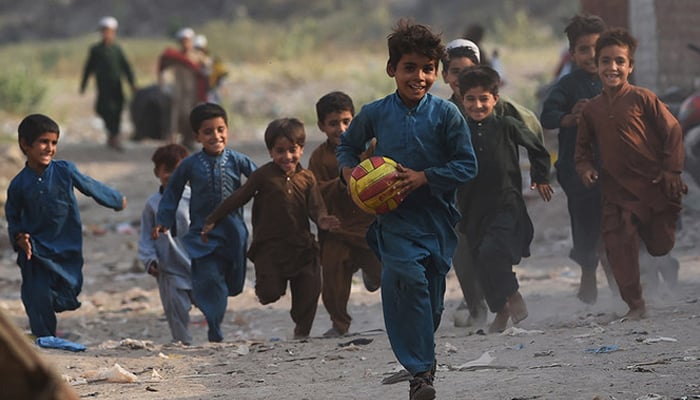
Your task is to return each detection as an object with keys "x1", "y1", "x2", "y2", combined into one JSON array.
[
  {"x1": 157, "y1": 159, "x2": 189, "y2": 229},
  {"x1": 306, "y1": 173, "x2": 328, "y2": 225},
  {"x1": 336, "y1": 109, "x2": 374, "y2": 177},
  {"x1": 575, "y1": 106, "x2": 597, "y2": 177},
  {"x1": 423, "y1": 105, "x2": 478, "y2": 195},
  {"x1": 80, "y1": 47, "x2": 95, "y2": 93},
  {"x1": 205, "y1": 169, "x2": 259, "y2": 226},
  {"x1": 69, "y1": 162, "x2": 124, "y2": 210},
  {"x1": 138, "y1": 198, "x2": 158, "y2": 270},
  {"x1": 540, "y1": 79, "x2": 570, "y2": 130},
  {"x1": 648, "y1": 94, "x2": 685, "y2": 173},
  {"x1": 4, "y1": 178, "x2": 23, "y2": 252},
  {"x1": 509, "y1": 117, "x2": 551, "y2": 184}
]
